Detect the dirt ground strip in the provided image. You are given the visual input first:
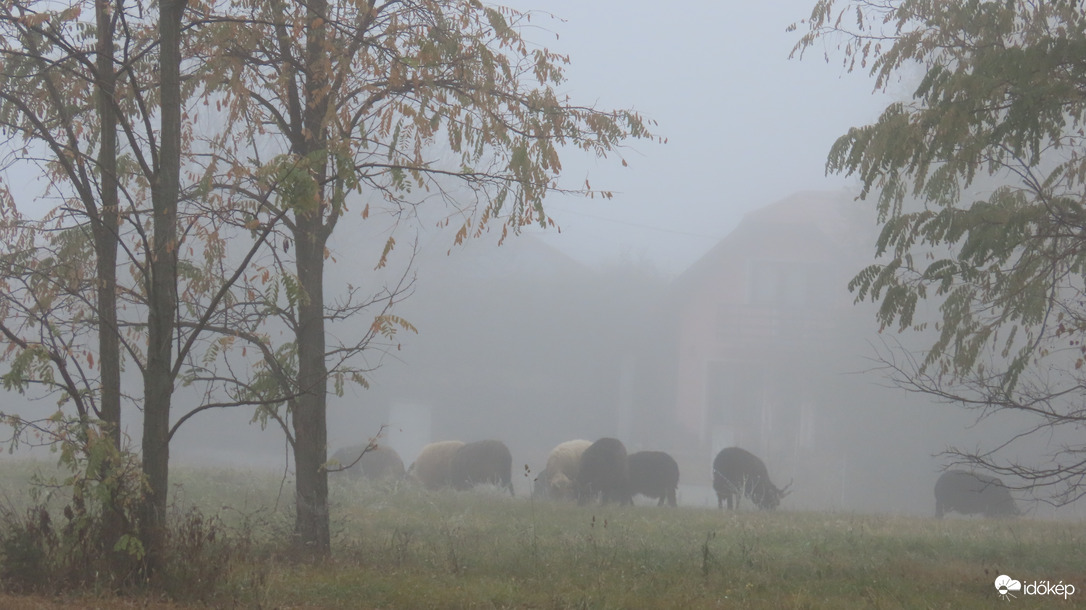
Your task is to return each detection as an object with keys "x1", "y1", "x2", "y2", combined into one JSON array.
[{"x1": 0, "y1": 594, "x2": 194, "y2": 609}]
